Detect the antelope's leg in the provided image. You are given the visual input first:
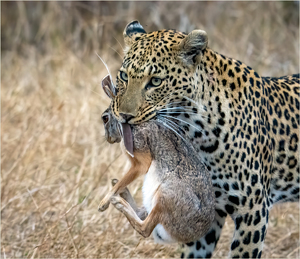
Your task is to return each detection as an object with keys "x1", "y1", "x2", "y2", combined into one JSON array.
[
  {"x1": 98, "y1": 165, "x2": 139, "y2": 211},
  {"x1": 110, "y1": 195, "x2": 161, "y2": 238},
  {"x1": 111, "y1": 178, "x2": 148, "y2": 220},
  {"x1": 98, "y1": 152, "x2": 151, "y2": 212}
]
